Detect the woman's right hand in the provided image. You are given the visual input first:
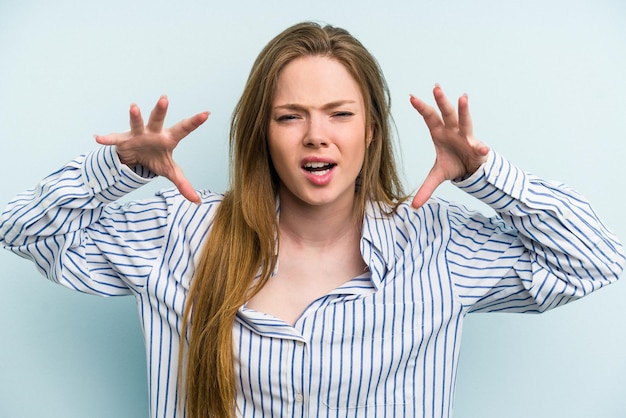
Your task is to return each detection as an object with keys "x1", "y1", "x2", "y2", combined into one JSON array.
[{"x1": 94, "y1": 96, "x2": 209, "y2": 204}]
